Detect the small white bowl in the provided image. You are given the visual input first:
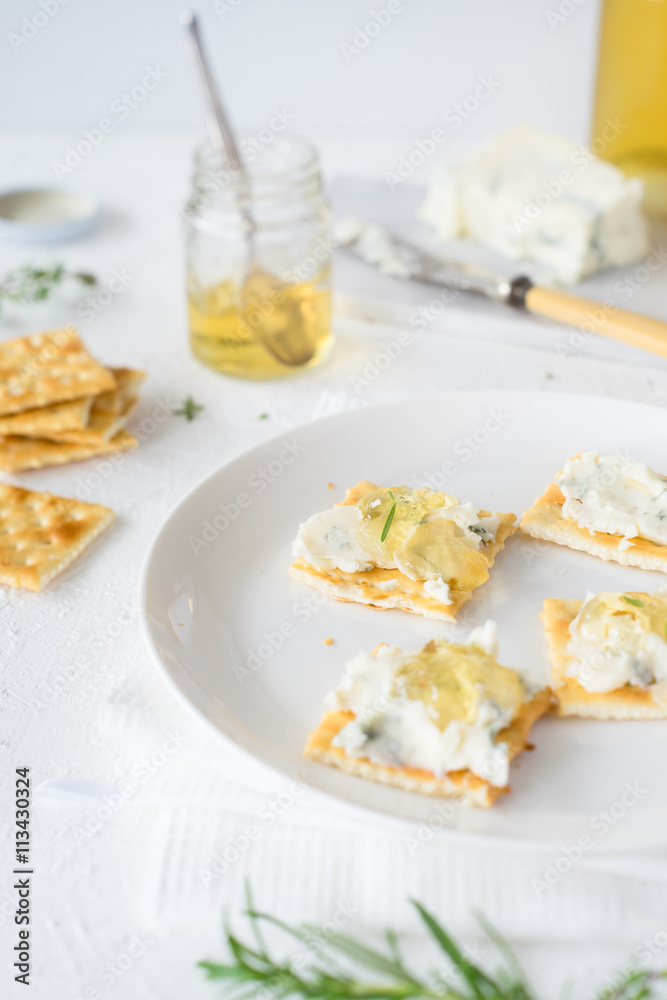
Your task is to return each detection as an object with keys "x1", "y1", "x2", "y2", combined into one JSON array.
[{"x1": 0, "y1": 188, "x2": 100, "y2": 244}]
